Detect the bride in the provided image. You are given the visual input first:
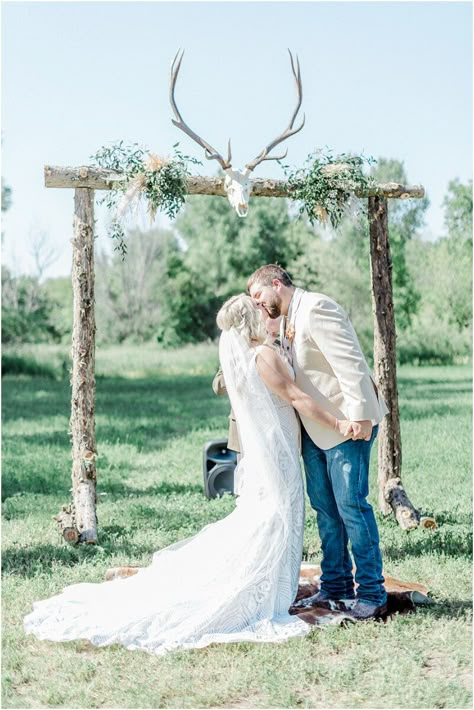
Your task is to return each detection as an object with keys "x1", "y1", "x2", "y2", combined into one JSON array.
[{"x1": 24, "y1": 294, "x2": 353, "y2": 656}]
